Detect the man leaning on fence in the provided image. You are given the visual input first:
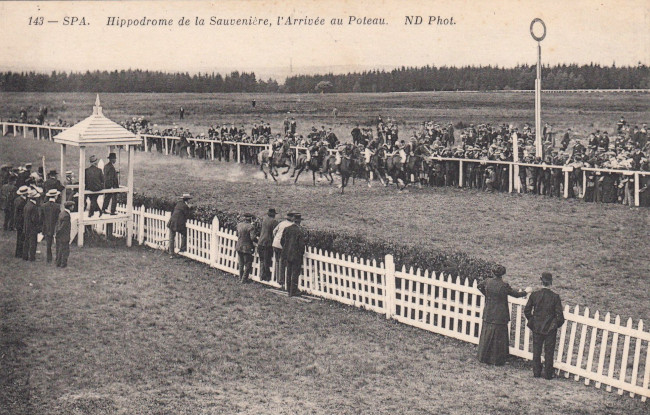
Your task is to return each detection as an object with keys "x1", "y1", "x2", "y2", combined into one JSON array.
[
  {"x1": 257, "y1": 208, "x2": 278, "y2": 282},
  {"x1": 236, "y1": 213, "x2": 257, "y2": 284},
  {"x1": 280, "y1": 213, "x2": 305, "y2": 297},
  {"x1": 167, "y1": 193, "x2": 191, "y2": 257},
  {"x1": 272, "y1": 212, "x2": 294, "y2": 289},
  {"x1": 524, "y1": 272, "x2": 565, "y2": 380}
]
